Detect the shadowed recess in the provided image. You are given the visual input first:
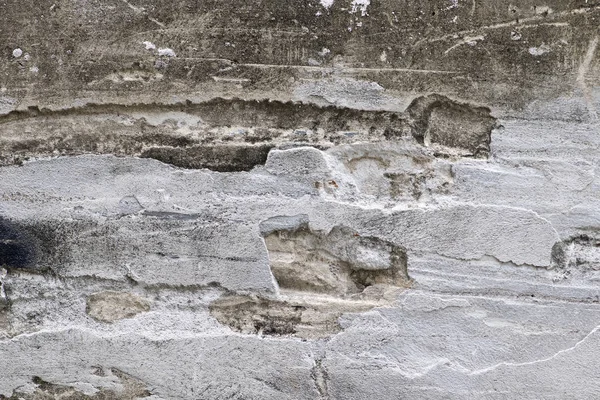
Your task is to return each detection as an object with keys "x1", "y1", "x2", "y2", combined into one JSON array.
[{"x1": 141, "y1": 144, "x2": 274, "y2": 172}]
